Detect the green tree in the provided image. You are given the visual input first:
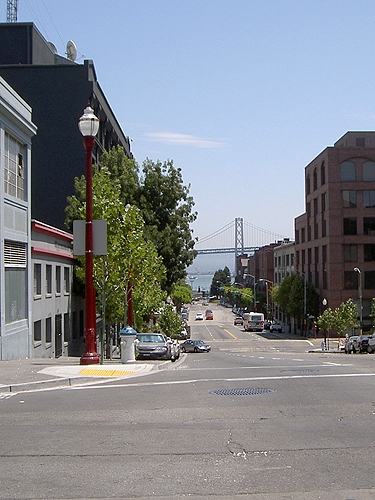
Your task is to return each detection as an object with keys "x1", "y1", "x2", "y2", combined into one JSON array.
[
  {"x1": 65, "y1": 165, "x2": 166, "y2": 336},
  {"x1": 66, "y1": 148, "x2": 198, "y2": 296},
  {"x1": 138, "y1": 158, "x2": 197, "y2": 292},
  {"x1": 210, "y1": 267, "x2": 232, "y2": 297},
  {"x1": 170, "y1": 281, "x2": 192, "y2": 312},
  {"x1": 332, "y1": 299, "x2": 358, "y2": 338},
  {"x1": 157, "y1": 304, "x2": 184, "y2": 339}
]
